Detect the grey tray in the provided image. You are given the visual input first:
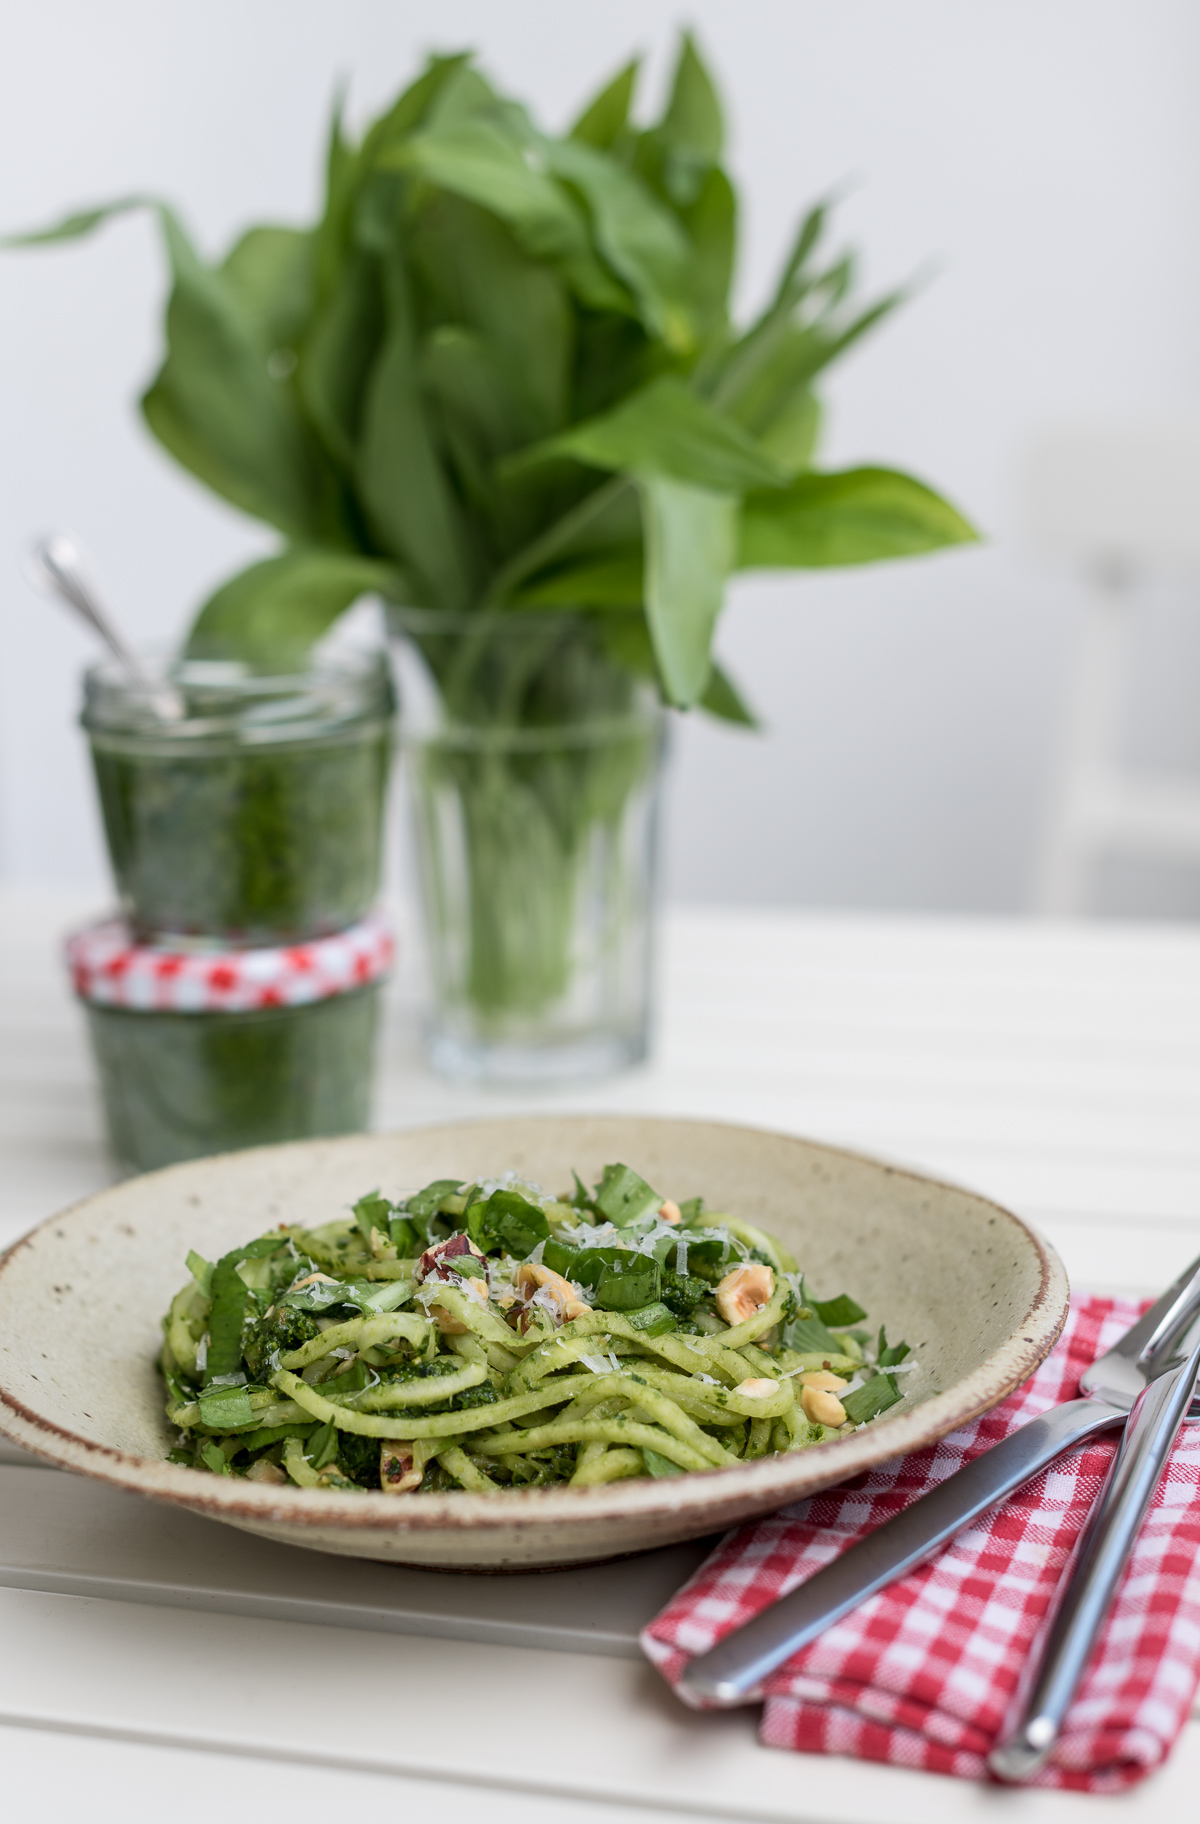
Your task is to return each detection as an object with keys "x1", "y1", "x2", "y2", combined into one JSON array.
[{"x1": 0, "y1": 1457, "x2": 714, "y2": 1658}]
